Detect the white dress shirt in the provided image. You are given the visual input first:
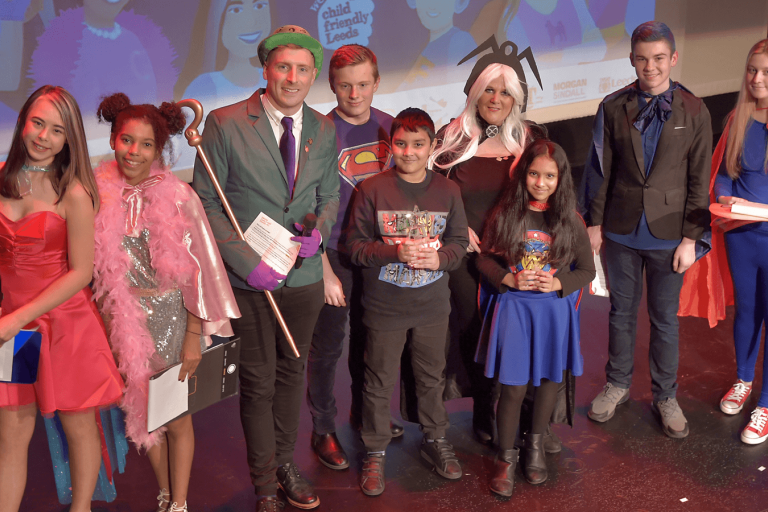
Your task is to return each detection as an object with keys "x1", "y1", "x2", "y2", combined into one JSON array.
[{"x1": 260, "y1": 93, "x2": 303, "y2": 183}]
